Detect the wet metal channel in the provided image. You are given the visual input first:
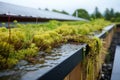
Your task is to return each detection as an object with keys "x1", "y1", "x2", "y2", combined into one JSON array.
[
  {"x1": 111, "y1": 45, "x2": 120, "y2": 80},
  {"x1": 0, "y1": 44, "x2": 86, "y2": 80}
]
